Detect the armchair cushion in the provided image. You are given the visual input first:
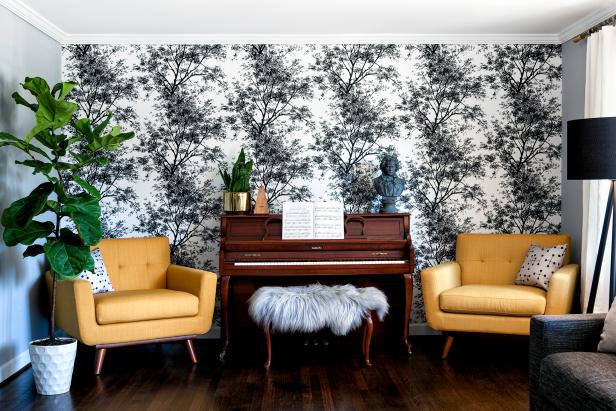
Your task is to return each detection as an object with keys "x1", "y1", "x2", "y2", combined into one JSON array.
[
  {"x1": 529, "y1": 314, "x2": 606, "y2": 410},
  {"x1": 540, "y1": 351, "x2": 616, "y2": 411},
  {"x1": 94, "y1": 289, "x2": 199, "y2": 325},
  {"x1": 440, "y1": 284, "x2": 546, "y2": 316}
]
